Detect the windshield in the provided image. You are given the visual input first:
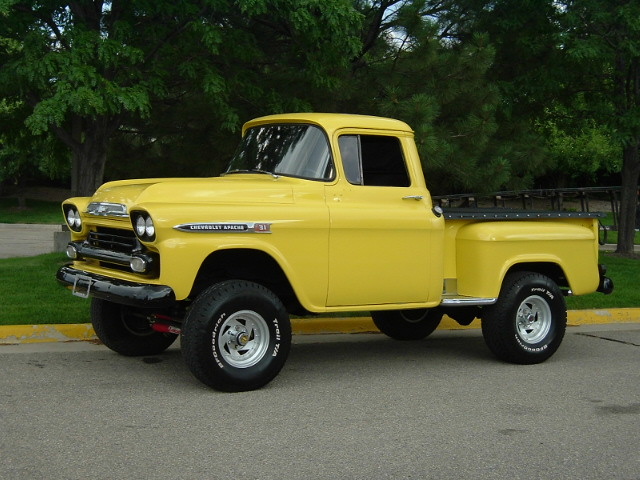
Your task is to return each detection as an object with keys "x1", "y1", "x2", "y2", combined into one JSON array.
[{"x1": 225, "y1": 124, "x2": 334, "y2": 181}]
